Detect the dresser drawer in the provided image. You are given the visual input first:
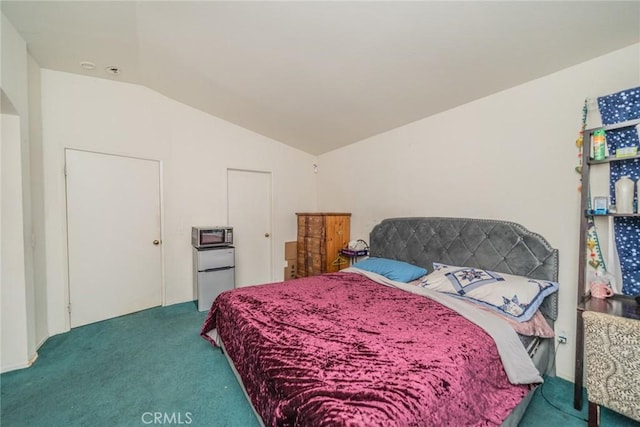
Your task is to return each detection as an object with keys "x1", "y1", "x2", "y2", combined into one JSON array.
[
  {"x1": 297, "y1": 215, "x2": 325, "y2": 238},
  {"x1": 295, "y1": 212, "x2": 351, "y2": 278}
]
